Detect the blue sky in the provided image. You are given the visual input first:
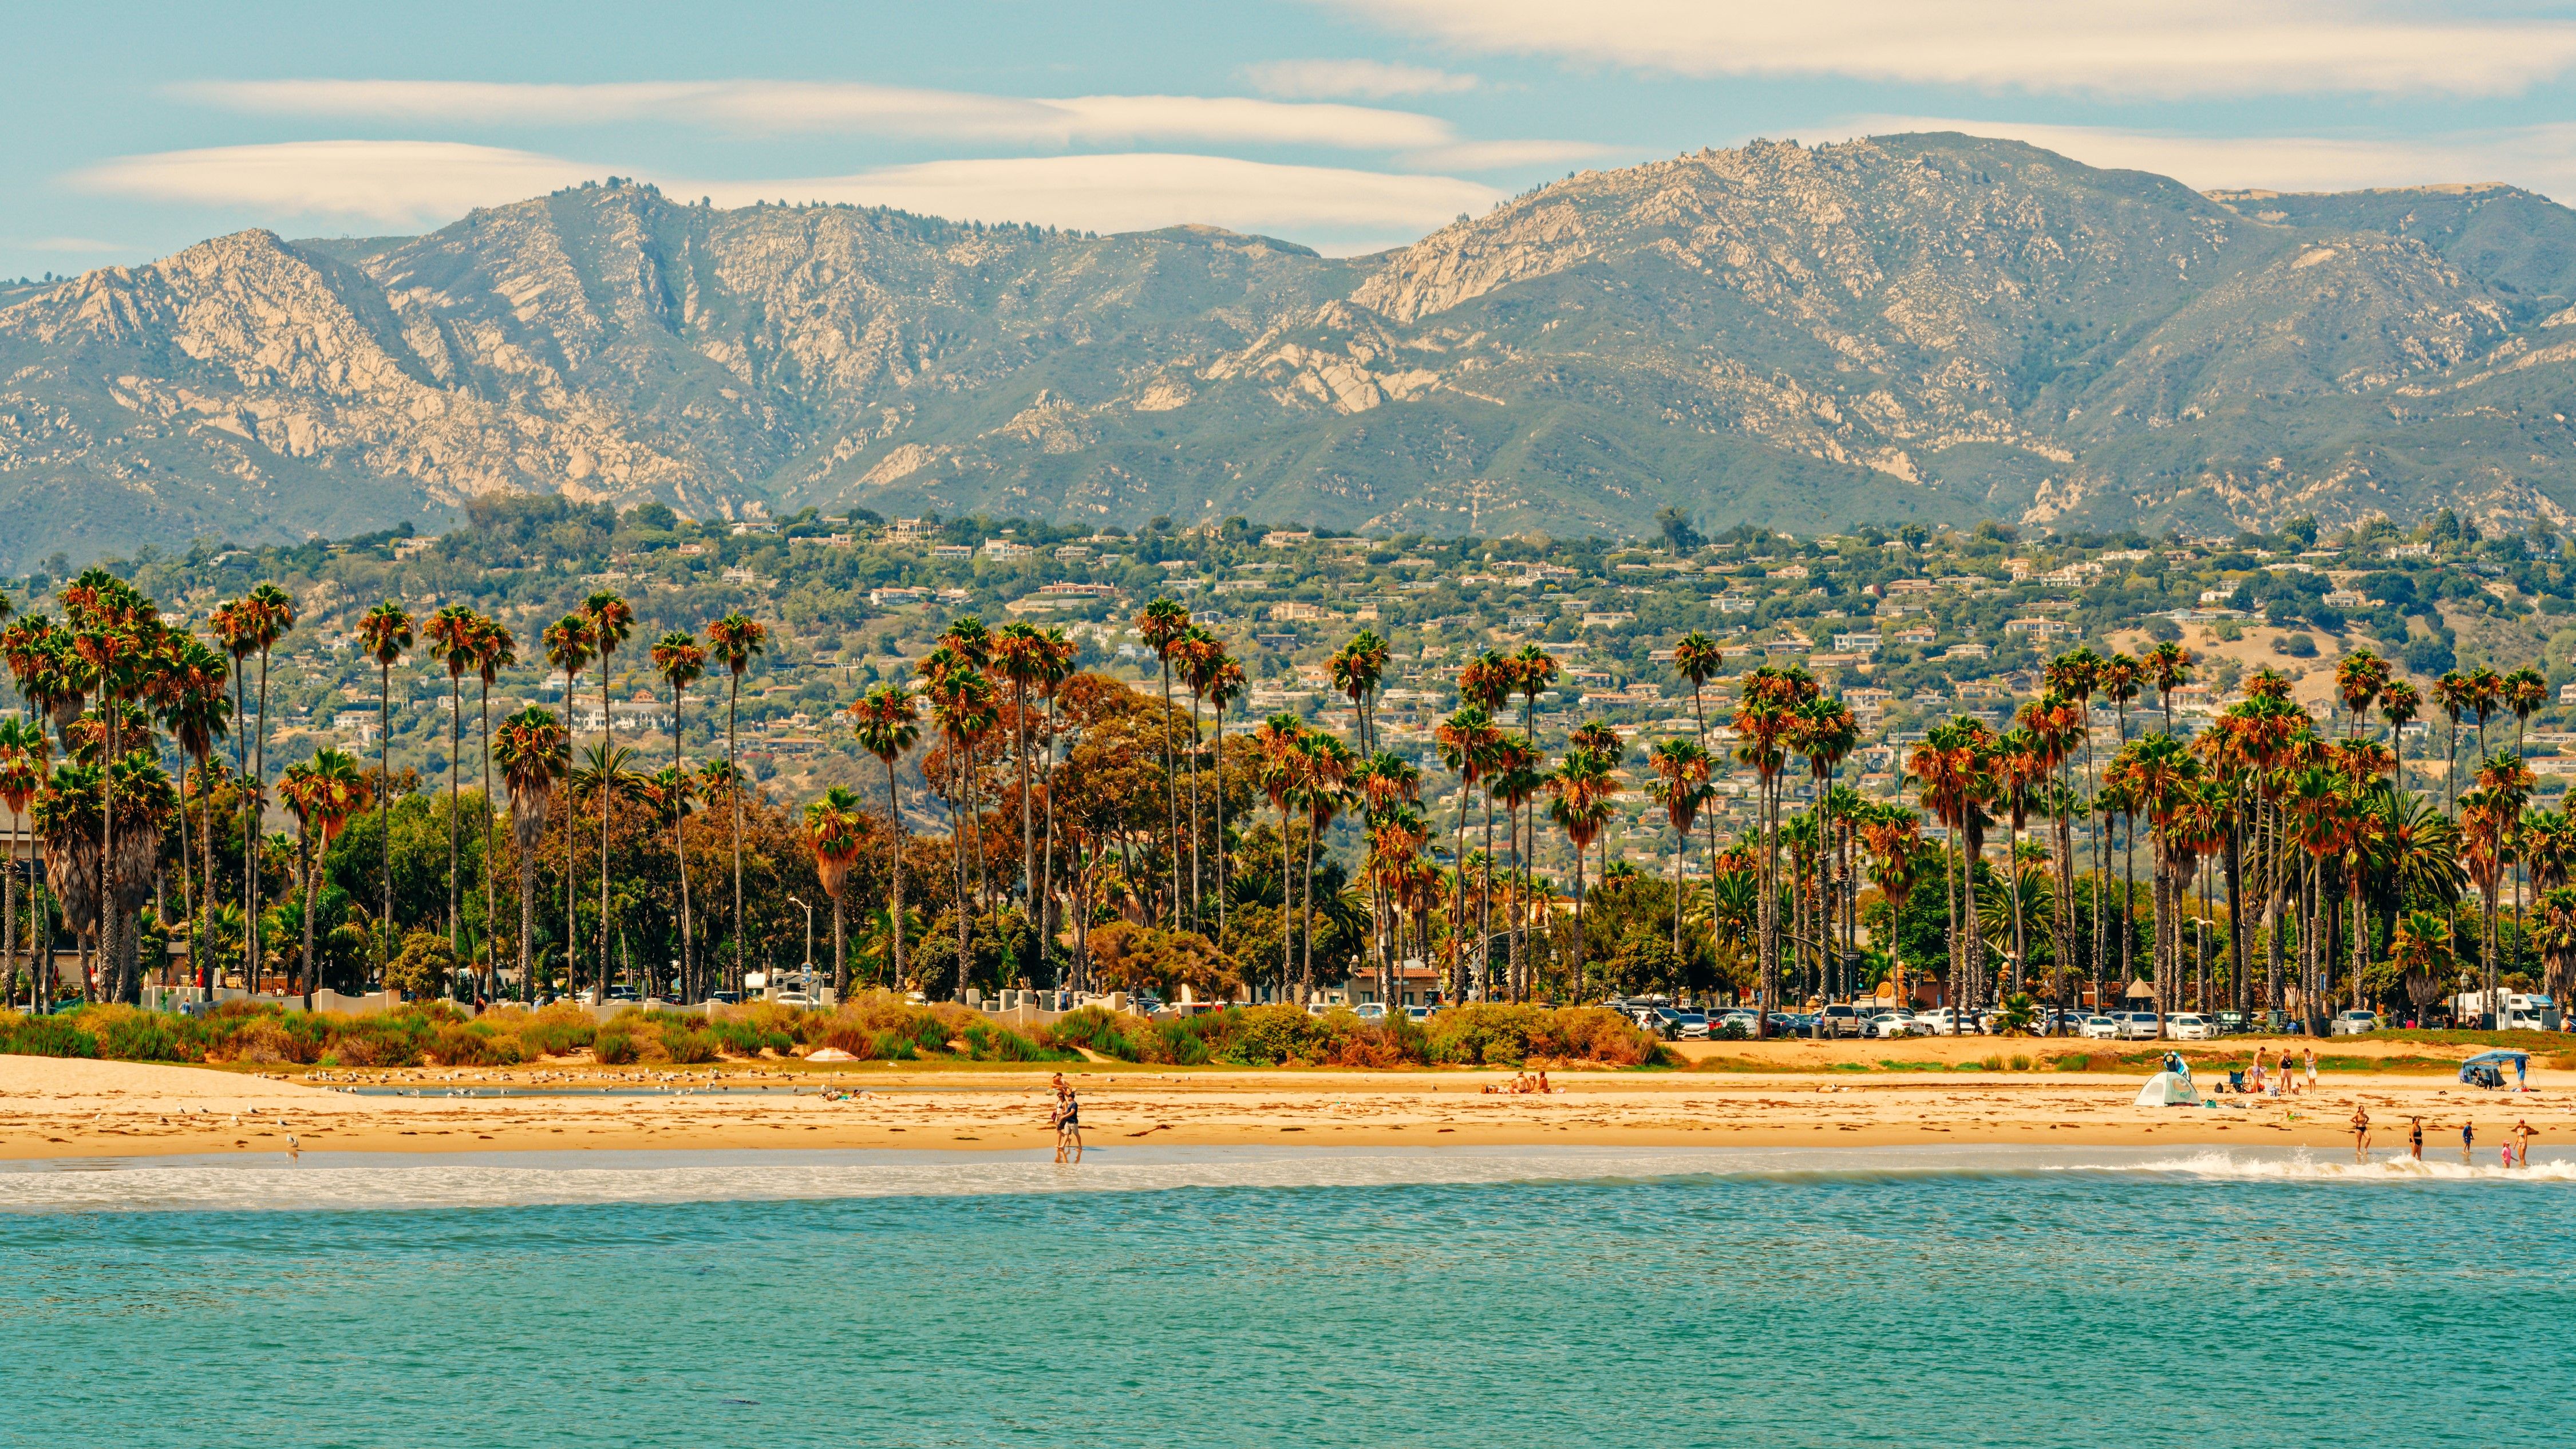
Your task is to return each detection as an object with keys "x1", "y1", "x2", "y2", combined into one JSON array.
[{"x1": 10, "y1": 0, "x2": 2576, "y2": 278}]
